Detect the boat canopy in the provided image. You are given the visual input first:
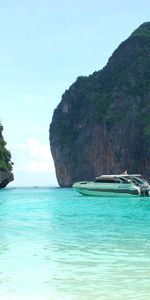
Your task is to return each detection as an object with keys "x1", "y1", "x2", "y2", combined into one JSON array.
[
  {"x1": 96, "y1": 174, "x2": 141, "y2": 179},
  {"x1": 95, "y1": 174, "x2": 143, "y2": 184}
]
